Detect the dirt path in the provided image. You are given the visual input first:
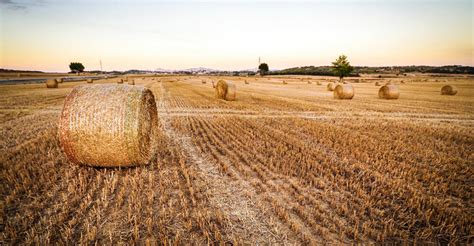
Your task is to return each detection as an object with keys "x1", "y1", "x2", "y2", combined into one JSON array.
[{"x1": 155, "y1": 82, "x2": 298, "y2": 244}]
